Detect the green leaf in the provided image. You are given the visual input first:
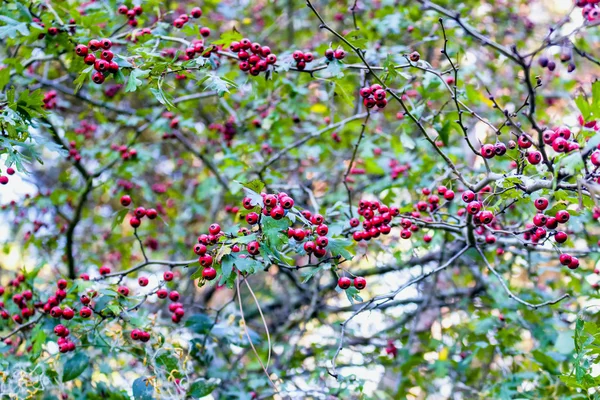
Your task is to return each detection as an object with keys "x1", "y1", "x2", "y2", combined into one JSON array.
[
  {"x1": 262, "y1": 217, "x2": 290, "y2": 248},
  {"x1": 328, "y1": 238, "x2": 354, "y2": 260},
  {"x1": 150, "y1": 86, "x2": 175, "y2": 110},
  {"x1": 155, "y1": 351, "x2": 180, "y2": 377},
  {"x1": 0, "y1": 67, "x2": 10, "y2": 90},
  {"x1": 73, "y1": 66, "x2": 93, "y2": 94},
  {"x1": 0, "y1": 16, "x2": 29, "y2": 39},
  {"x1": 241, "y1": 179, "x2": 265, "y2": 194},
  {"x1": 125, "y1": 69, "x2": 148, "y2": 93},
  {"x1": 62, "y1": 353, "x2": 89, "y2": 382},
  {"x1": 185, "y1": 314, "x2": 213, "y2": 334},
  {"x1": 132, "y1": 377, "x2": 154, "y2": 400},
  {"x1": 111, "y1": 209, "x2": 129, "y2": 231},
  {"x1": 187, "y1": 378, "x2": 219, "y2": 398},
  {"x1": 221, "y1": 254, "x2": 234, "y2": 281},
  {"x1": 212, "y1": 30, "x2": 243, "y2": 48},
  {"x1": 301, "y1": 263, "x2": 329, "y2": 283}
]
